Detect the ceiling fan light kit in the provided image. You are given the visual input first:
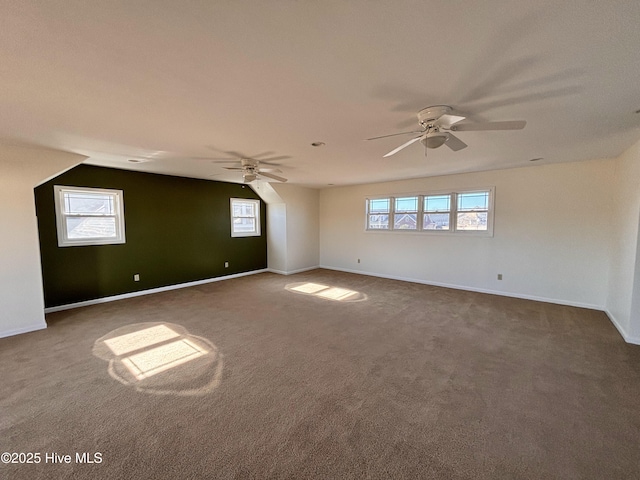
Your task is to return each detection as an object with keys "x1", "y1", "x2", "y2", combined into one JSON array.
[
  {"x1": 243, "y1": 173, "x2": 258, "y2": 182},
  {"x1": 369, "y1": 105, "x2": 526, "y2": 157},
  {"x1": 224, "y1": 158, "x2": 288, "y2": 183},
  {"x1": 422, "y1": 133, "x2": 448, "y2": 149}
]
